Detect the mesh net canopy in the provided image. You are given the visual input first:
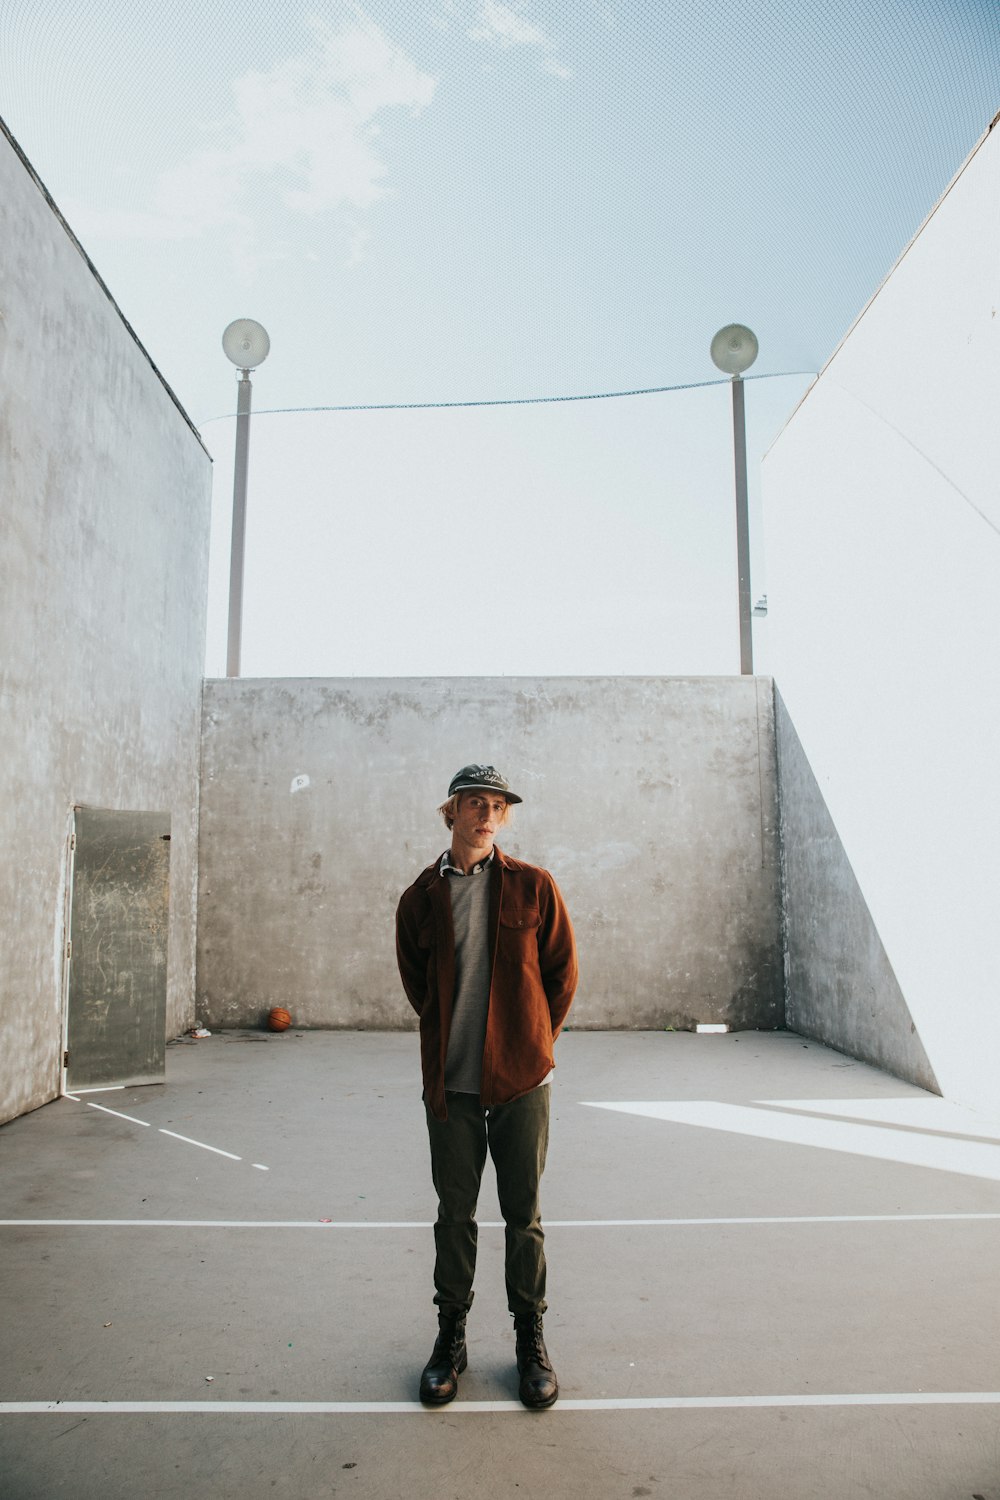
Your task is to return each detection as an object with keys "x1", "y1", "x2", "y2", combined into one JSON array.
[{"x1": 1, "y1": 0, "x2": 997, "y2": 421}]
